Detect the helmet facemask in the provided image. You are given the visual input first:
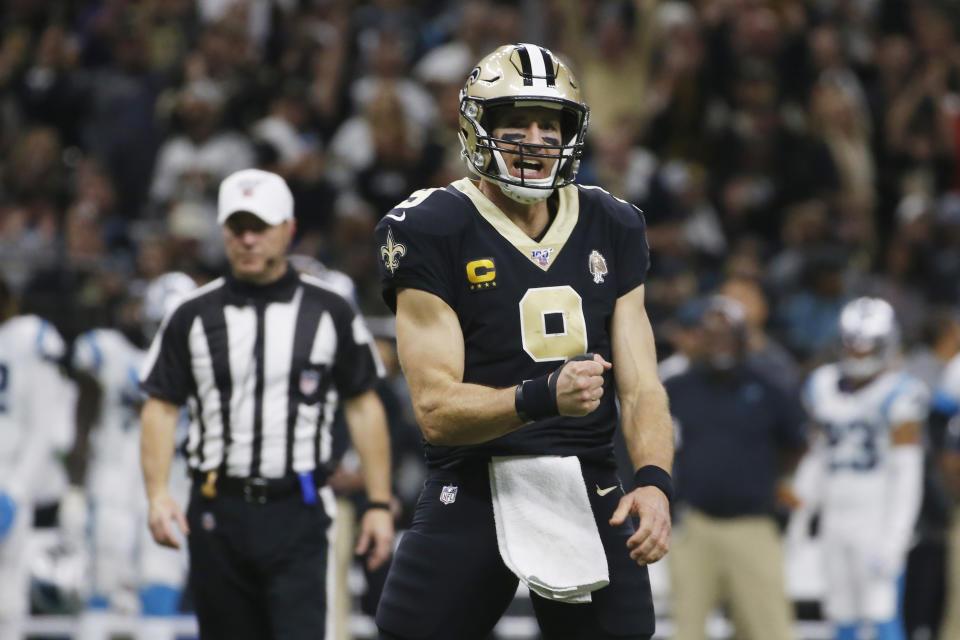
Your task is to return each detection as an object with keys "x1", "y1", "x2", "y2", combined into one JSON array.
[{"x1": 464, "y1": 100, "x2": 586, "y2": 204}]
